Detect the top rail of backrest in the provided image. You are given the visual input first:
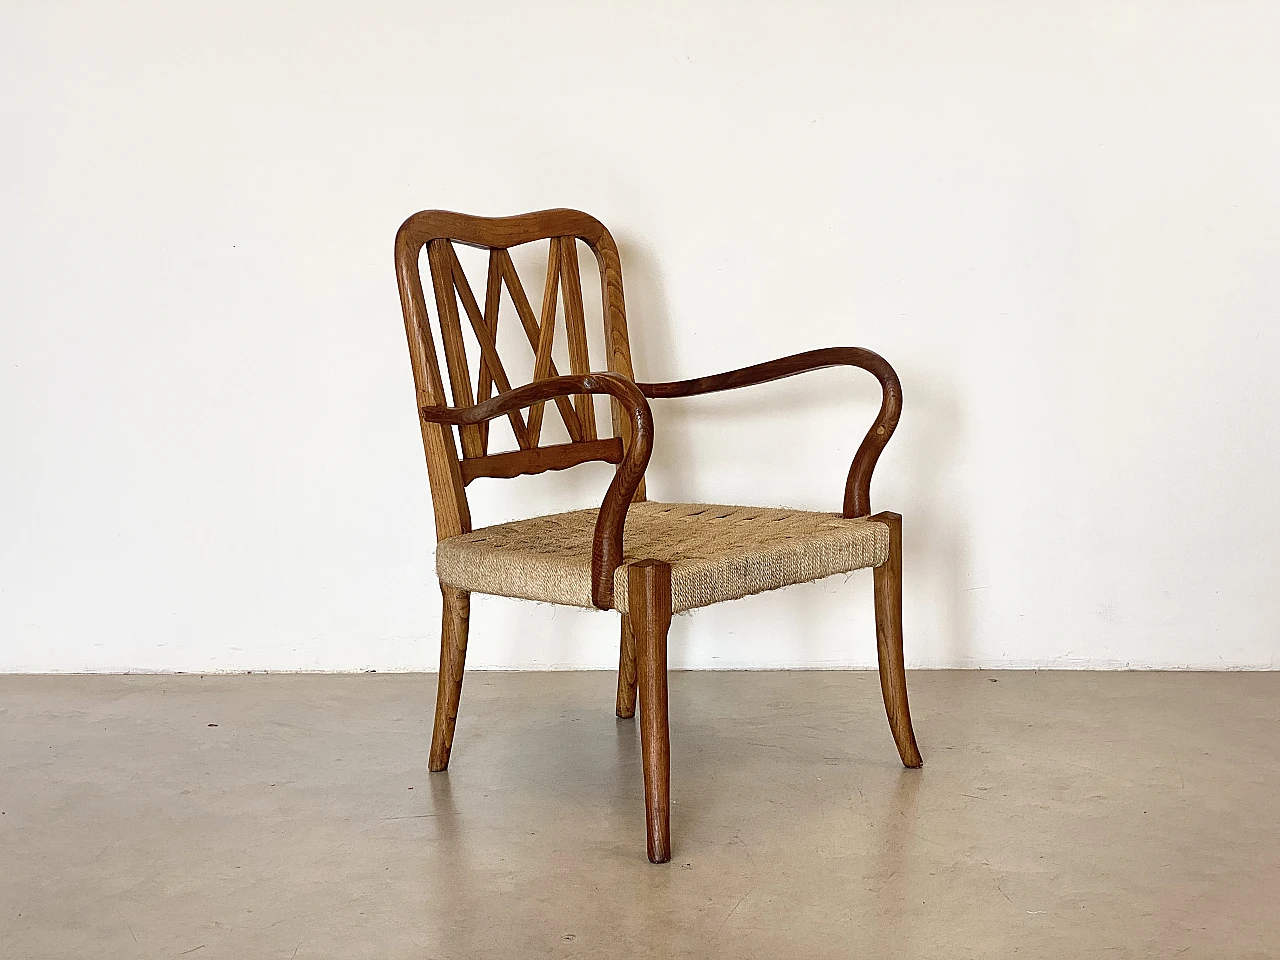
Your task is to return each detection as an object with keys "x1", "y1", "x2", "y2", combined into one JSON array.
[{"x1": 395, "y1": 208, "x2": 617, "y2": 256}]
